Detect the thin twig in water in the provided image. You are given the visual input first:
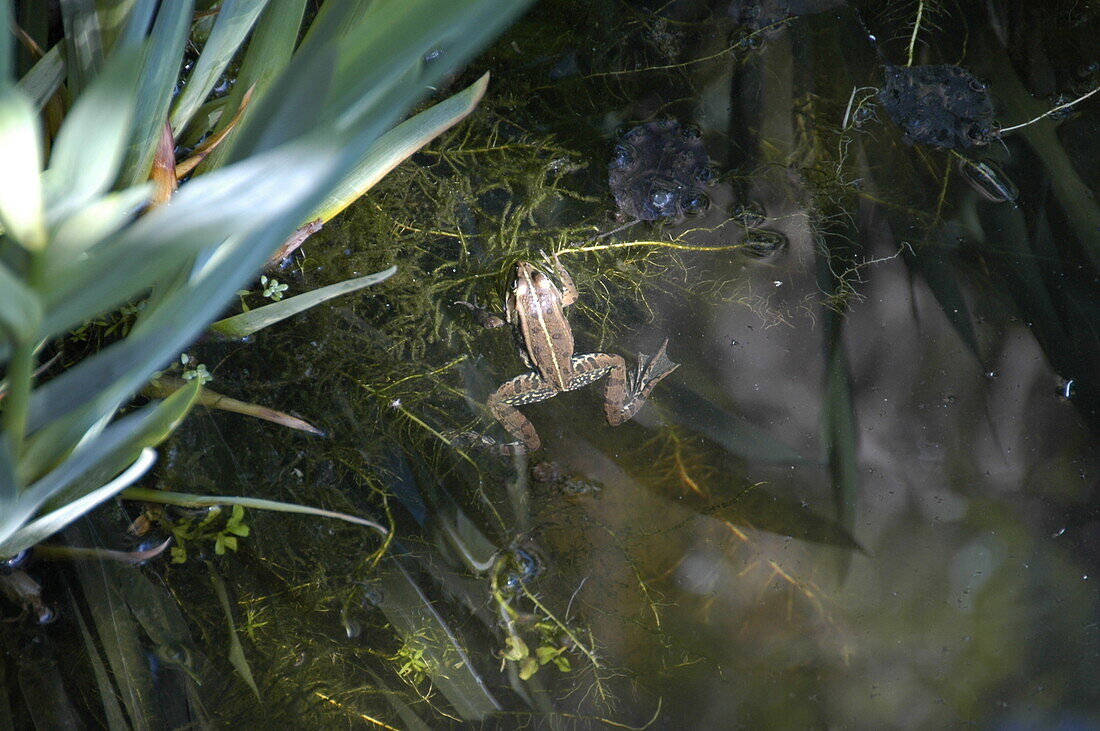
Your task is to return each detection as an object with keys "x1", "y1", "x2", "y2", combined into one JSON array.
[{"x1": 999, "y1": 84, "x2": 1100, "y2": 134}]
